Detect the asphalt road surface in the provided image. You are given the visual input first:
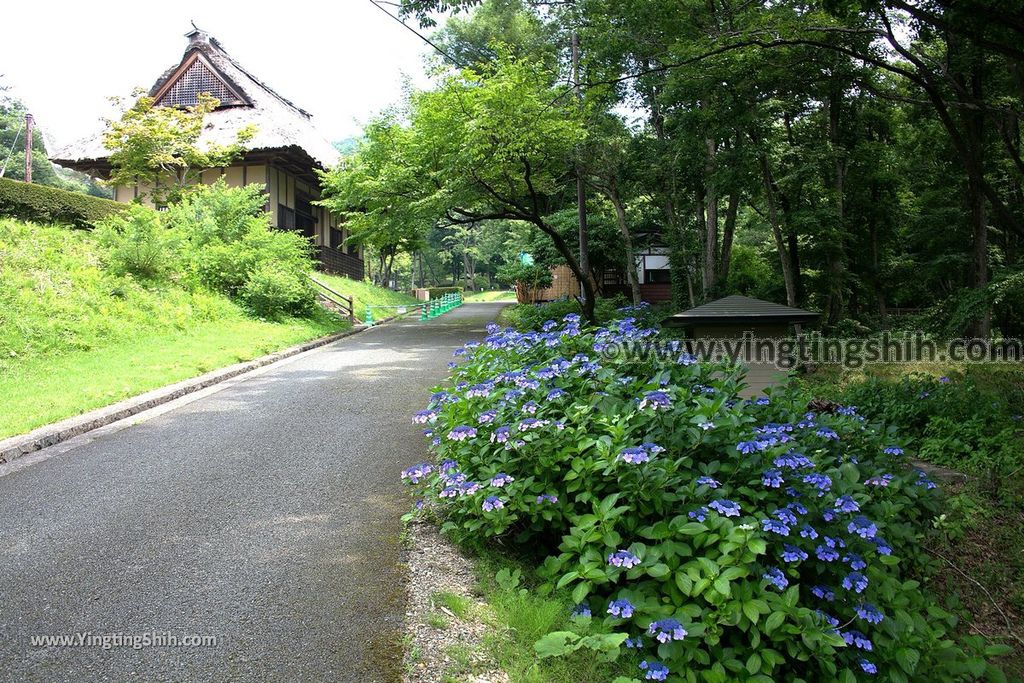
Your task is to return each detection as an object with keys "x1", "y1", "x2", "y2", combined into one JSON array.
[{"x1": 0, "y1": 302, "x2": 502, "y2": 683}]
